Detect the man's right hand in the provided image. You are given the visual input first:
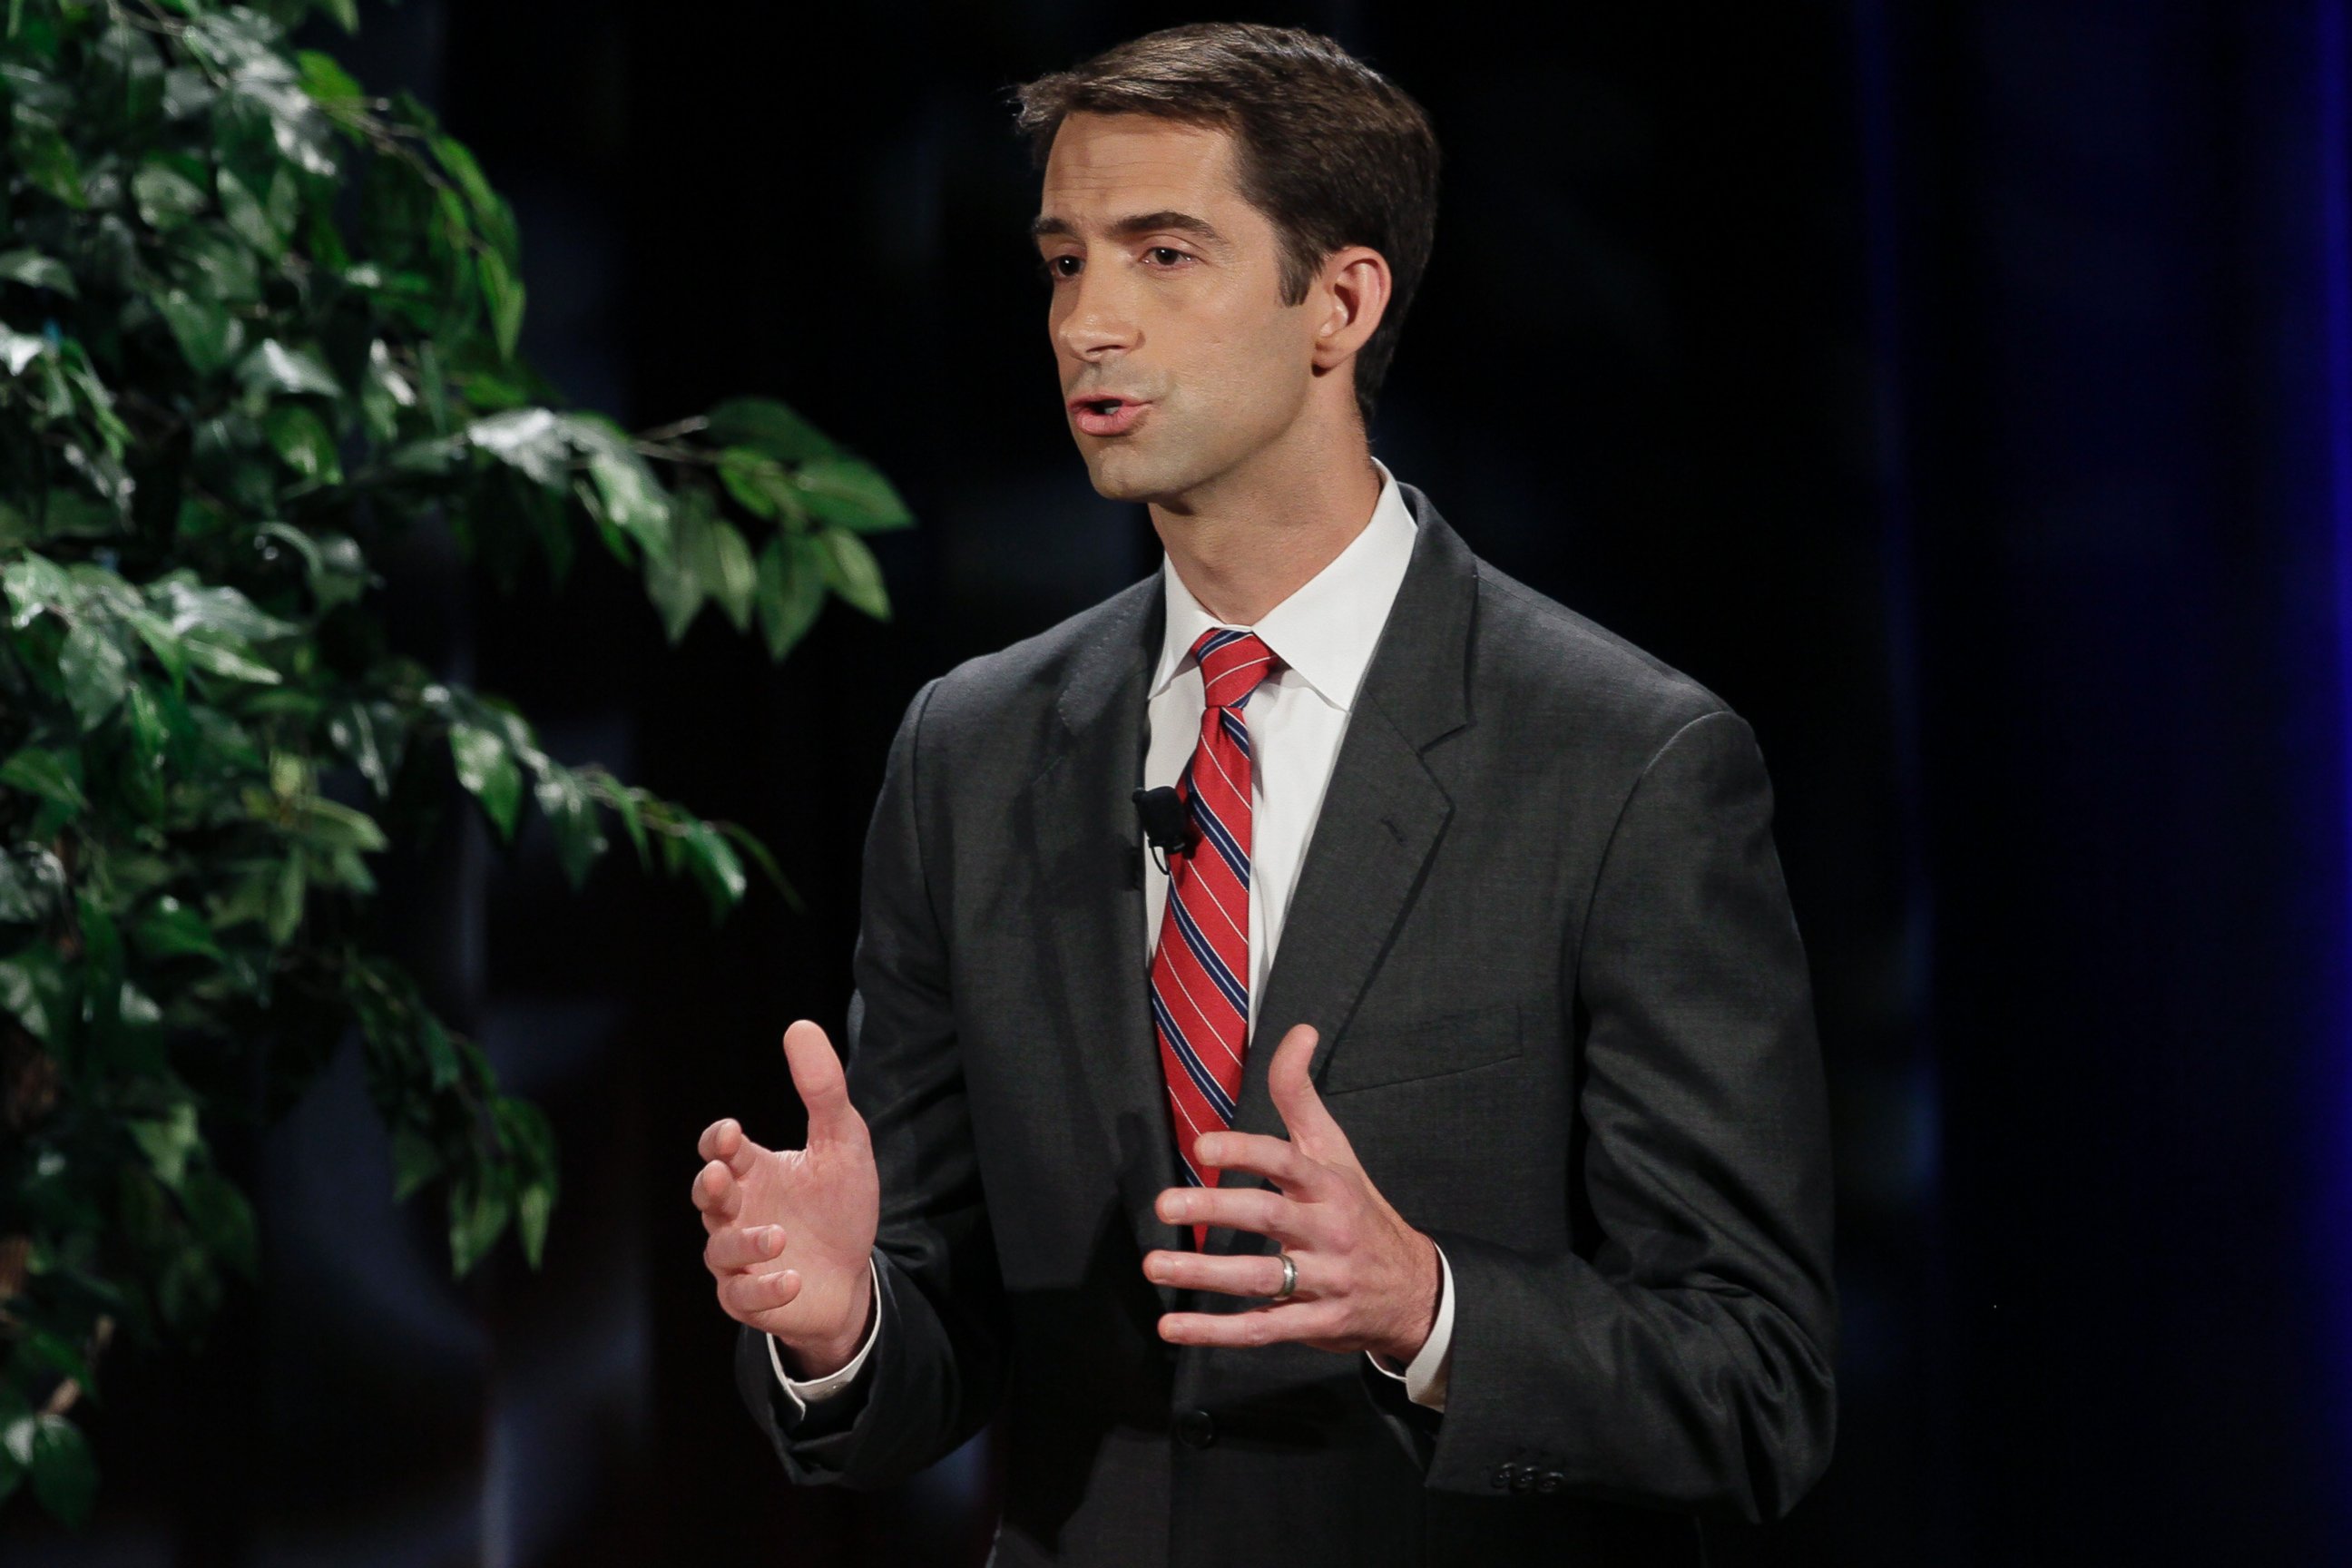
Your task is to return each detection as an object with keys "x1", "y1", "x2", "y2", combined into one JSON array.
[{"x1": 696, "y1": 1019, "x2": 880, "y2": 1379}]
